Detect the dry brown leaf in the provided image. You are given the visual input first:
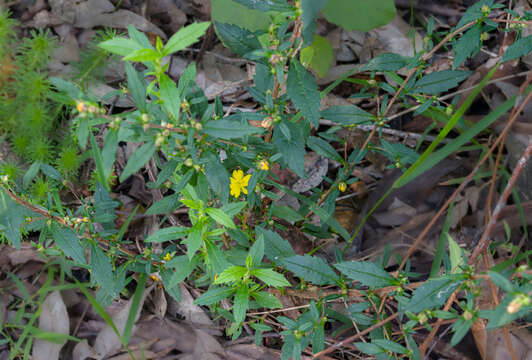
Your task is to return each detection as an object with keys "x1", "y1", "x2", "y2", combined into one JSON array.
[
  {"x1": 72, "y1": 339, "x2": 99, "y2": 360},
  {"x1": 32, "y1": 291, "x2": 70, "y2": 360},
  {"x1": 224, "y1": 344, "x2": 282, "y2": 360},
  {"x1": 92, "y1": 285, "x2": 152, "y2": 359}
]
